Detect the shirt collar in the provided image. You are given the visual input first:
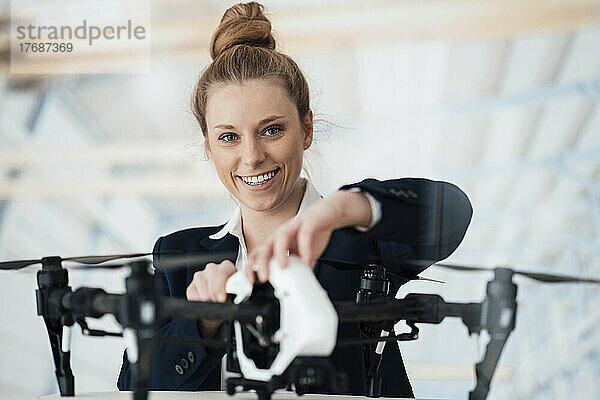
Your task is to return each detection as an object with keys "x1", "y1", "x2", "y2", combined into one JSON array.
[{"x1": 208, "y1": 177, "x2": 322, "y2": 241}]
